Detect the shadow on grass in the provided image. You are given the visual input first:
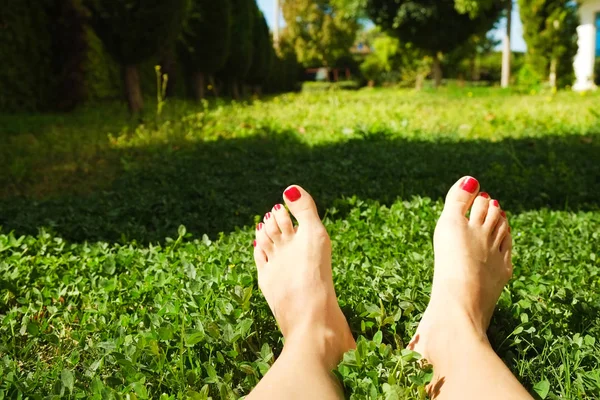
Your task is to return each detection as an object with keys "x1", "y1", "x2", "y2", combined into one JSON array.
[{"x1": 0, "y1": 131, "x2": 598, "y2": 243}]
